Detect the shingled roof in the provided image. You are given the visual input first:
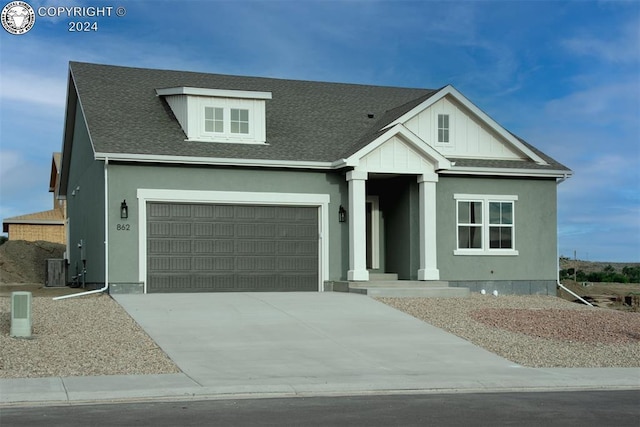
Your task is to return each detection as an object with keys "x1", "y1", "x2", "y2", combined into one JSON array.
[
  {"x1": 67, "y1": 62, "x2": 570, "y2": 173},
  {"x1": 69, "y1": 62, "x2": 433, "y2": 163}
]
